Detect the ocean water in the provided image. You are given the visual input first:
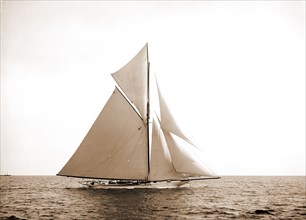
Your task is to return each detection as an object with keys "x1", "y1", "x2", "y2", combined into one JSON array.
[{"x1": 0, "y1": 176, "x2": 305, "y2": 219}]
